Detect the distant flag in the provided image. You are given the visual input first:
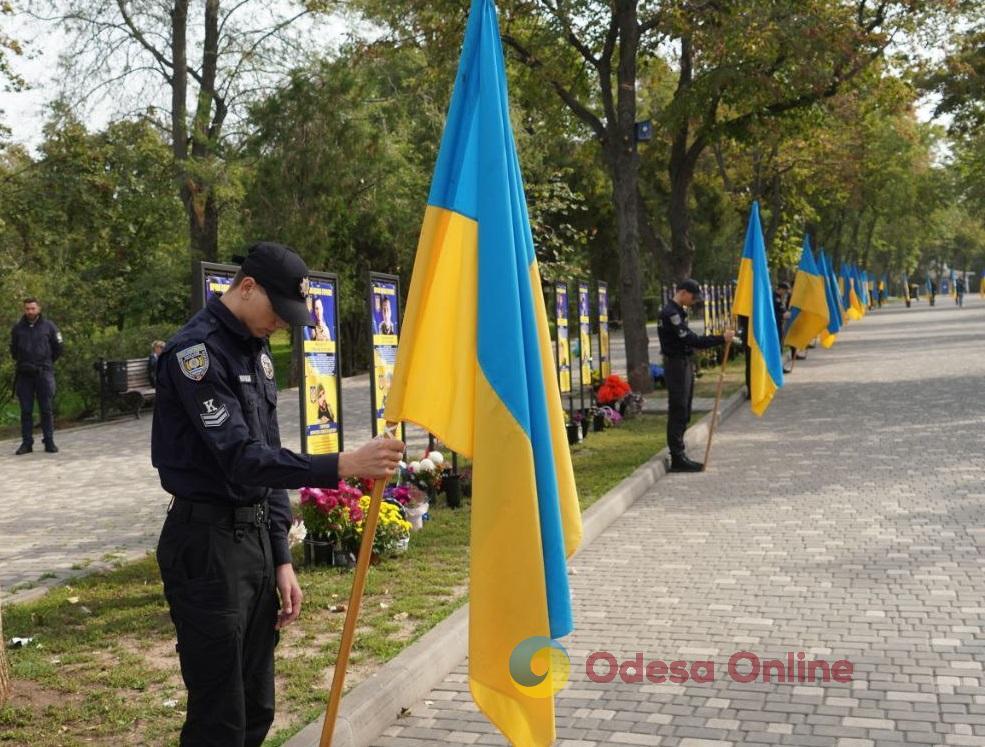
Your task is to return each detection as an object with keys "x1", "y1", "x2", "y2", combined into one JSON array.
[
  {"x1": 384, "y1": 1, "x2": 583, "y2": 743},
  {"x1": 817, "y1": 250, "x2": 842, "y2": 348},
  {"x1": 783, "y1": 235, "x2": 829, "y2": 351},
  {"x1": 733, "y1": 202, "x2": 783, "y2": 415},
  {"x1": 842, "y1": 264, "x2": 863, "y2": 321}
]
